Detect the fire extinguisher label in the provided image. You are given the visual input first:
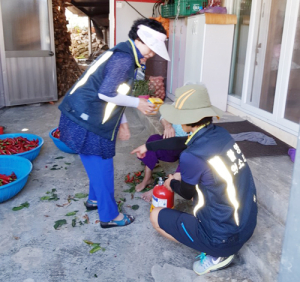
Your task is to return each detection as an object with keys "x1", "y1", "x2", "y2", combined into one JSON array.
[{"x1": 152, "y1": 195, "x2": 168, "y2": 208}]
